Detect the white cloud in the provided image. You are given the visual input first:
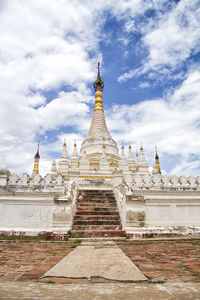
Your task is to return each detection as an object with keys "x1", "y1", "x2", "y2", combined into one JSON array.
[
  {"x1": 37, "y1": 91, "x2": 91, "y2": 132},
  {"x1": 170, "y1": 158, "x2": 200, "y2": 177},
  {"x1": 0, "y1": 0, "x2": 103, "y2": 175},
  {"x1": 139, "y1": 82, "x2": 150, "y2": 89},
  {"x1": 144, "y1": 0, "x2": 200, "y2": 70},
  {"x1": 118, "y1": 0, "x2": 200, "y2": 81},
  {"x1": 118, "y1": 68, "x2": 140, "y2": 82},
  {"x1": 108, "y1": 69, "x2": 200, "y2": 175},
  {"x1": 124, "y1": 20, "x2": 136, "y2": 32}
]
